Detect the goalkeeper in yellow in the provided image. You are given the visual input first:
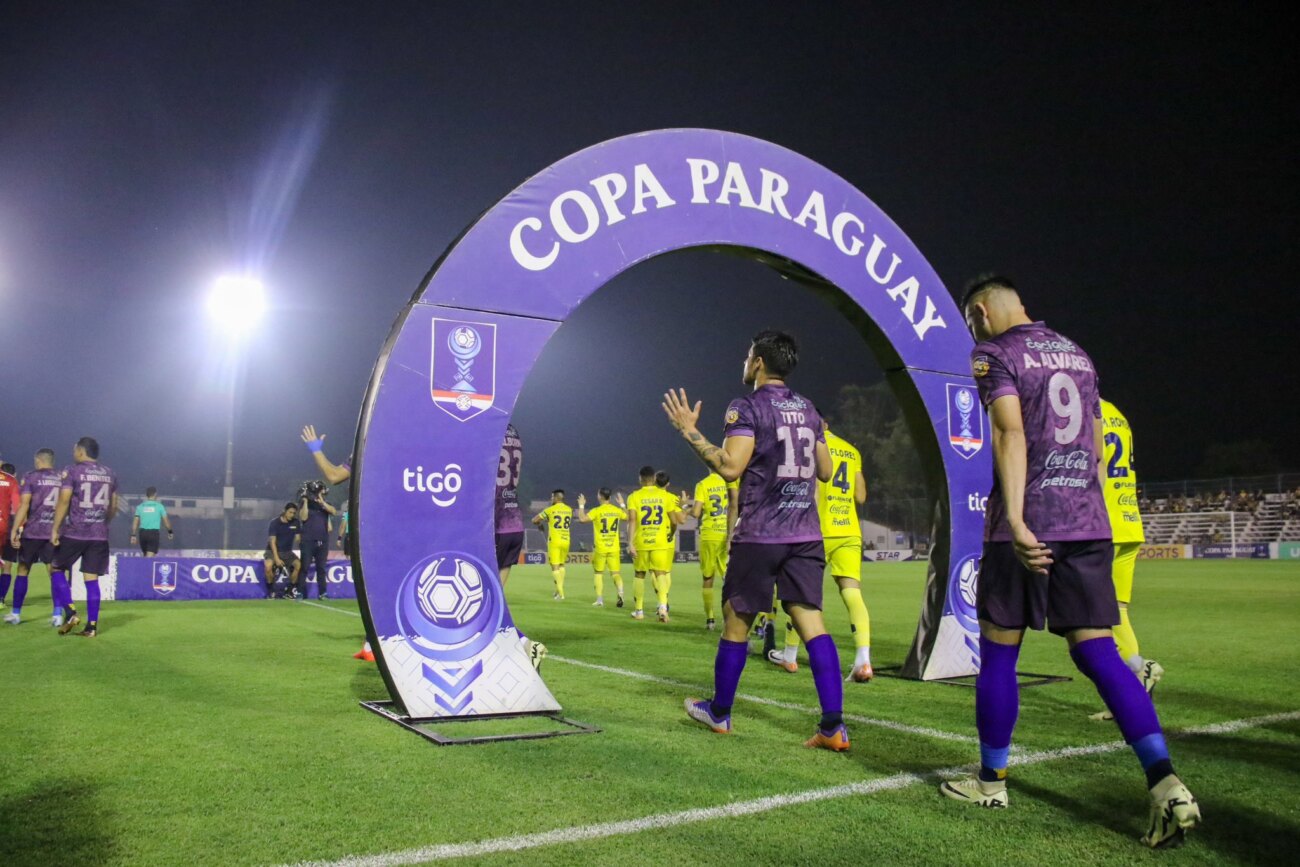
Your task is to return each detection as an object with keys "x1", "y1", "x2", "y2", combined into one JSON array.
[
  {"x1": 692, "y1": 471, "x2": 738, "y2": 630},
  {"x1": 576, "y1": 488, "x2": 627, "y2": 608},
  {"x1": 626, "y1": 467, "x2": 683, "y2": 622},
  {"x1": 532, "y1": 490, "x2": 573, "y2": 601},
  {"x1": 1092, "y1": 398, "x2": 1162, "y2": 720}
]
